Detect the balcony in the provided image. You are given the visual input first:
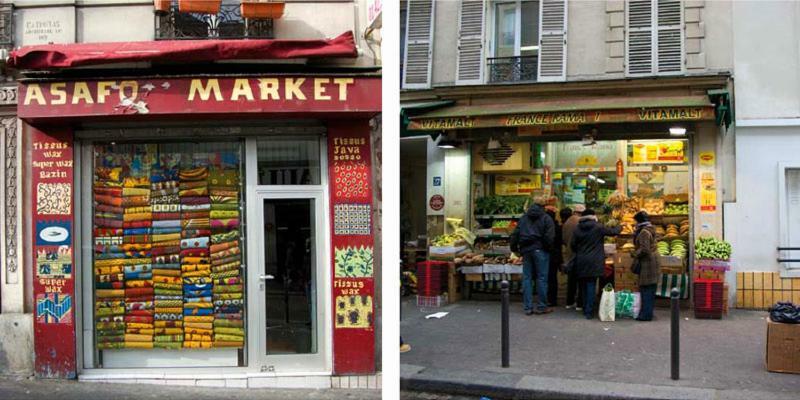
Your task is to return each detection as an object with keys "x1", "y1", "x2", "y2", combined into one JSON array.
[
  {"x1": 487, "y1": 56, "x2": 538, "y2": 84},
  {"x1": 155, "y1": 1, "x2": 273, "y2": 40}
]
